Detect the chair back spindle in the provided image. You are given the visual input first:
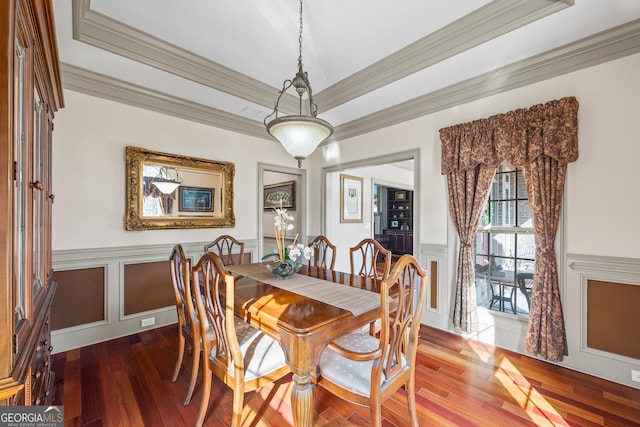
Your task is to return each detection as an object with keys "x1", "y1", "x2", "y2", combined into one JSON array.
[
  {"x1": 309, "y1": 235, "x2": 337, "y2": 269},
  {"x1": 349, "y1": 238, "x2": 392, "y2": 280},
  {"x1": 204, "y1": 235, "x2": 245, "y2": 267}
]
